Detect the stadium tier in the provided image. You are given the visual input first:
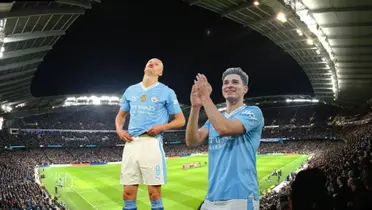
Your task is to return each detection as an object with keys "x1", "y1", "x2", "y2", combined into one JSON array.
[{"x1": 0, "y1": 103, "x2": 372, "y2": 209}]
